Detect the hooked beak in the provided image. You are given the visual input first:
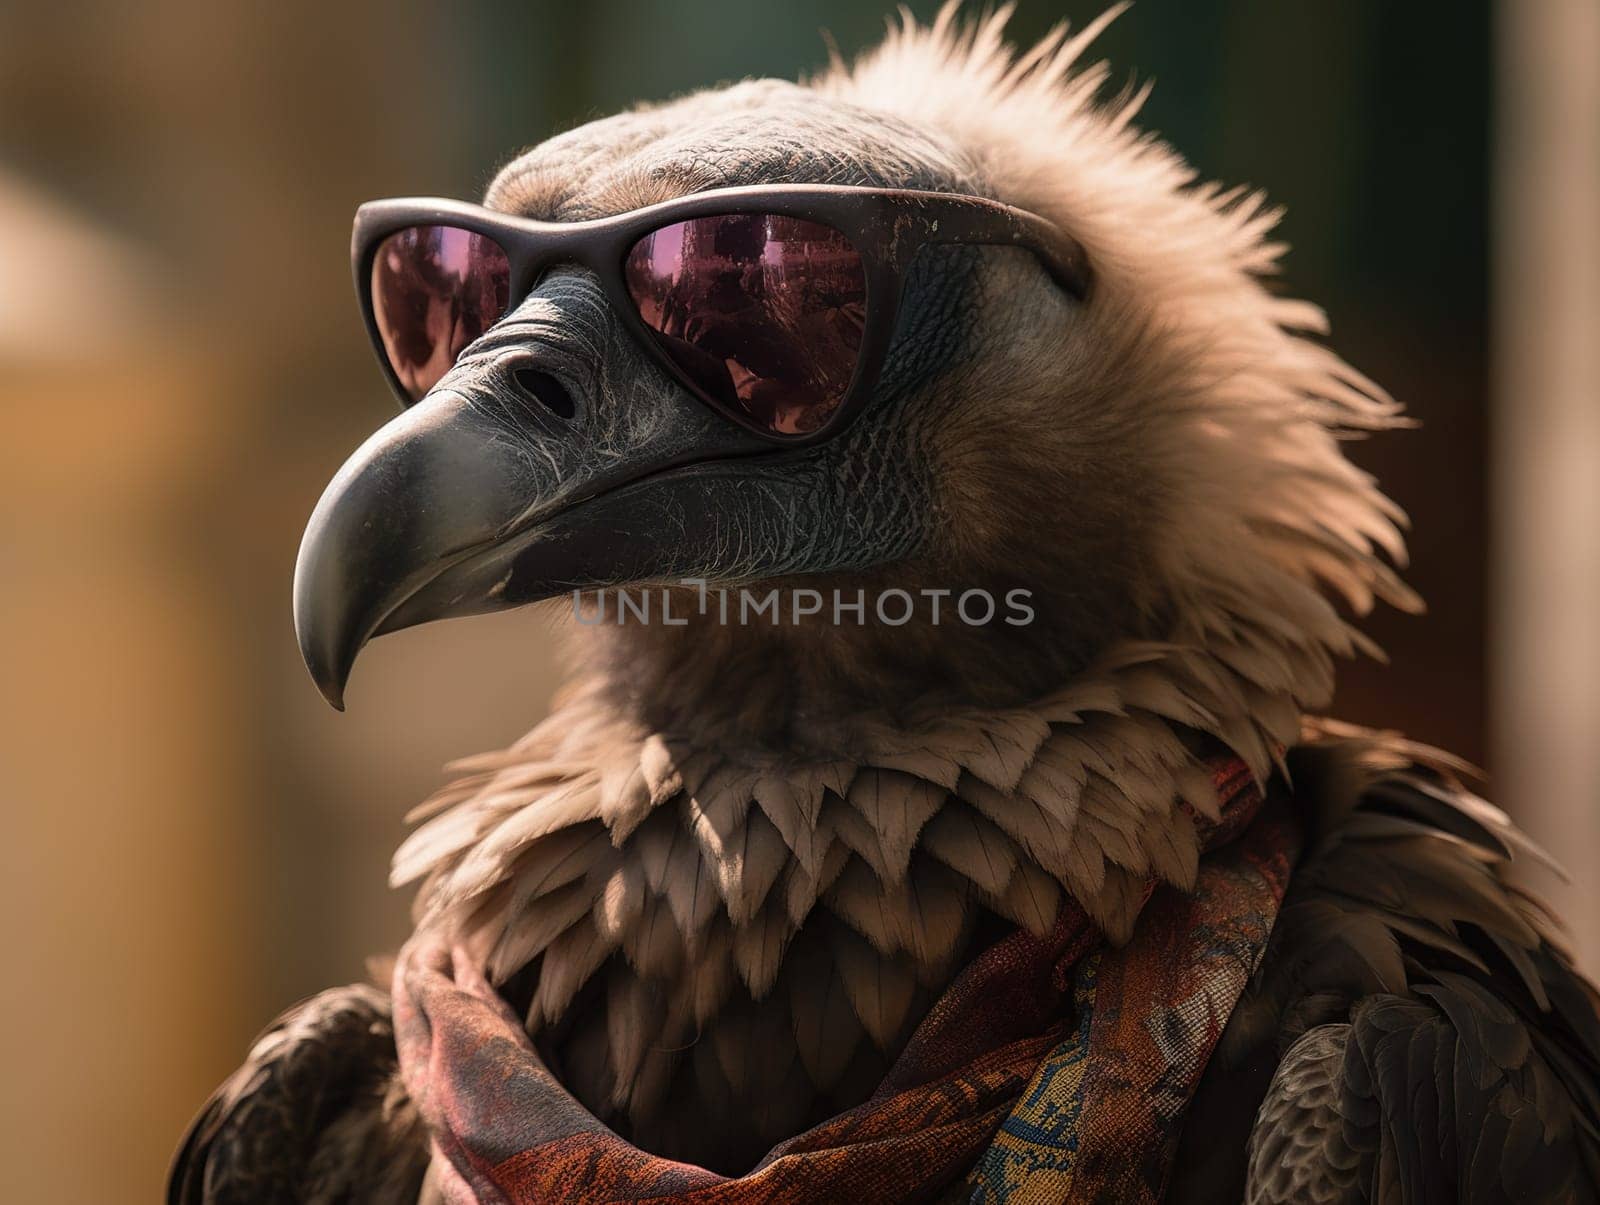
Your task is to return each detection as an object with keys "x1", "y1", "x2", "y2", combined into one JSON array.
[{"x1": 293, "y1": 284, "x2": 783, "y2": 708}]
